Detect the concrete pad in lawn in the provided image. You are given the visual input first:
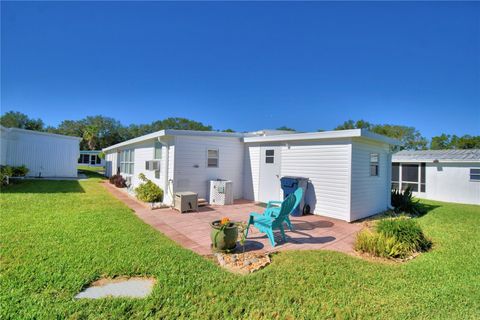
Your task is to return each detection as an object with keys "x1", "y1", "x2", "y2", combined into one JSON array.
[{"x1": 75, "y1": 277, "x2": 156, "y2": 299}]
